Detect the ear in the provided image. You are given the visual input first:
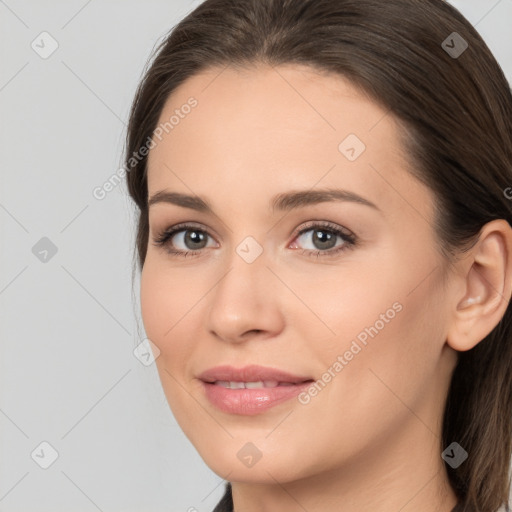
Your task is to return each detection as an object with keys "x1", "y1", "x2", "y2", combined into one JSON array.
[{"x1": 447, "y1": 219, "x2": 512, "y2": 352}]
